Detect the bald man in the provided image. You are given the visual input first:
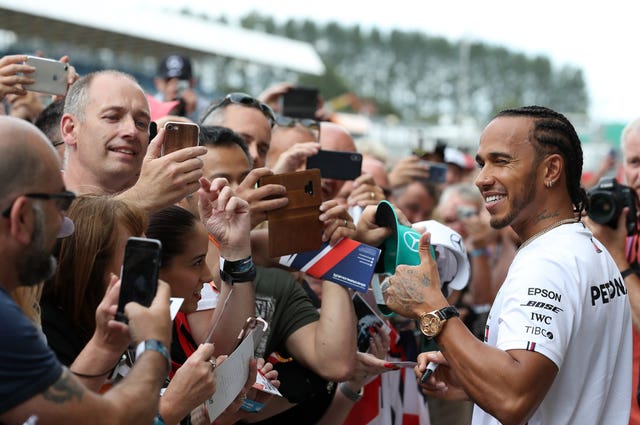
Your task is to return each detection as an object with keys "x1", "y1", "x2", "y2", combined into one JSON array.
[{"x1": 0, "y1": 116, "x2": 172, "y2": 424}]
